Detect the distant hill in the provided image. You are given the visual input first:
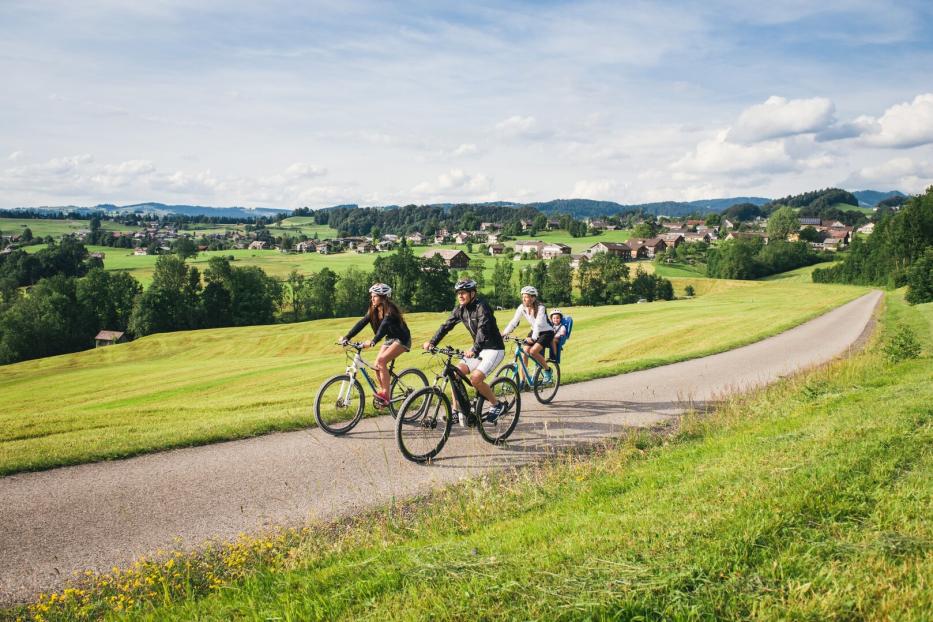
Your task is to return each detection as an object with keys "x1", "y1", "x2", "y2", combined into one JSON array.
[
  {"x1": 12, "y1": 202, "x2": 291, "y2": 219},
  {"x1": 851, "y1": 190, "x2": 906, "y2": 207},
  {"x1": 528, "y1": 197, "x2": 770, "y2": 219},
  {"x1": 10, "y1": 196, "x2": 774, "y2": 221}
]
